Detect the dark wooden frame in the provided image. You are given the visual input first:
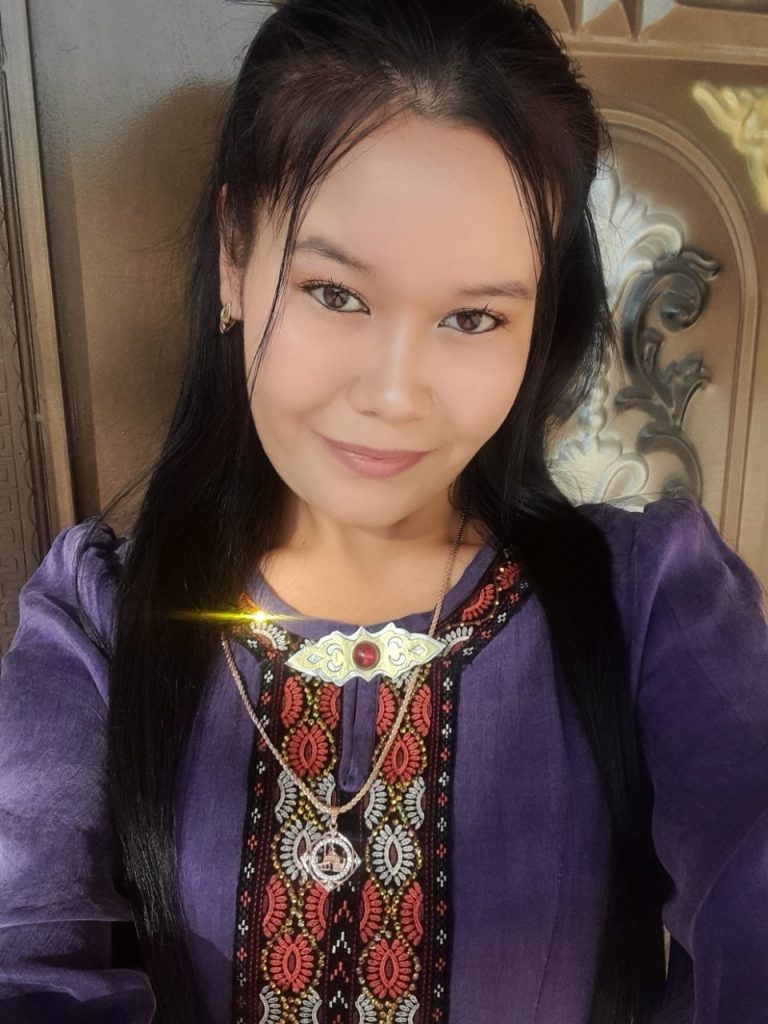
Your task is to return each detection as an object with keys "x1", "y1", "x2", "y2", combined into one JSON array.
[{"x1": 0, "y1": 0, "x2": 73, "y2": 654}]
